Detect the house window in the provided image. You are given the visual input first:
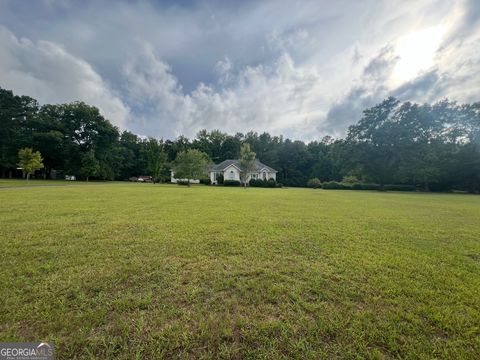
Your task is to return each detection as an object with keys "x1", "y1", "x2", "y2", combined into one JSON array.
[{"x1": 229, "y1": 170, "x2": 235, "y2": 180}]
